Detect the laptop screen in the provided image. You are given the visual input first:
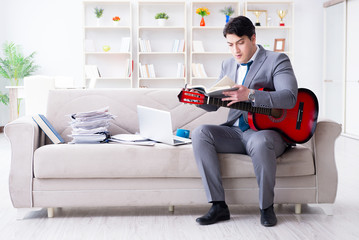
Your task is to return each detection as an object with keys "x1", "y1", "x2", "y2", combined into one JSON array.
[{"x1": 137, "y1": 105, "x2": 175, "y2": 144}]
